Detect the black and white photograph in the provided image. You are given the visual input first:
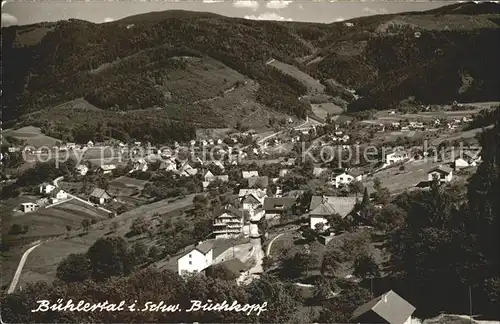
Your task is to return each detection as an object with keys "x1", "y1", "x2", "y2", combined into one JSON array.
[{"x1": 1, "y1": 0, "x2": 499, "y2": 323}]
